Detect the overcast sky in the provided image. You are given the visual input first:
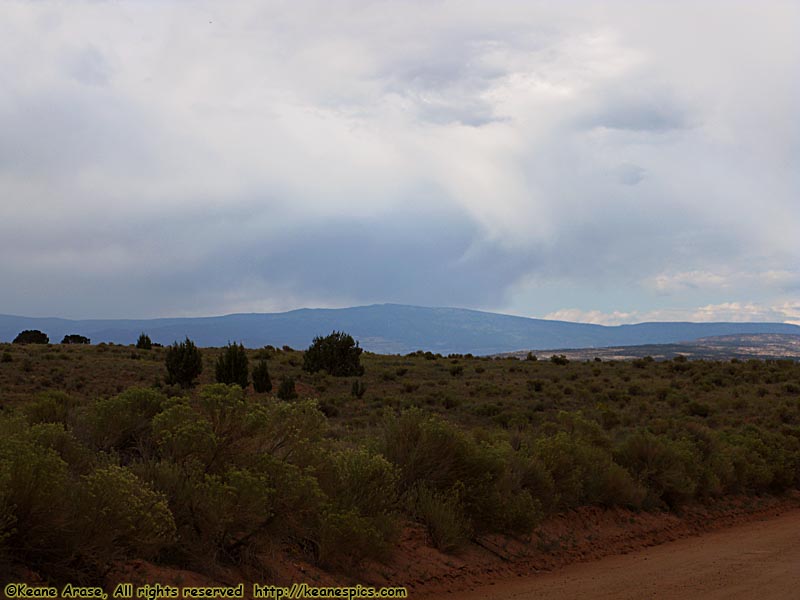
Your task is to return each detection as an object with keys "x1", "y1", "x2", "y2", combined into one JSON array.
[{"x1": 1, "y1": 1, "x2": 798, "y2": 324}]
